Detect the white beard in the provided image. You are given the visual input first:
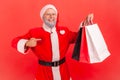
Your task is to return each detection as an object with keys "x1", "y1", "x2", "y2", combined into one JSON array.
[{"x1": 43, "y1": 18, "x2": 56, "y2": 28}]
